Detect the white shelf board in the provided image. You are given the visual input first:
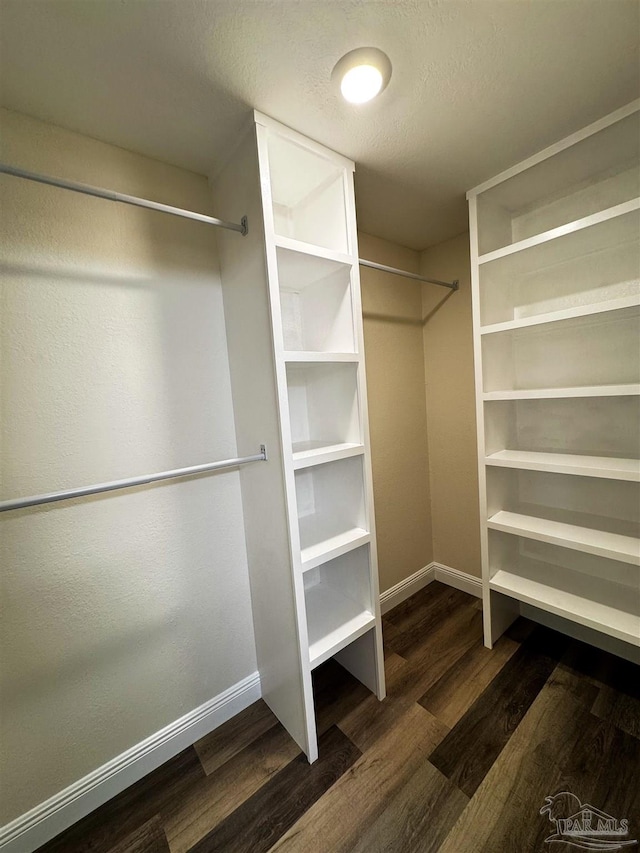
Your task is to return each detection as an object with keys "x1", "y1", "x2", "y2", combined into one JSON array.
[
  {"x1": 485, "y1": 450, "x2": 640, "y2": 482},
  {"x1": 478, "y1": 198, "x2": 640, "y2": 265},
  {"x1": 467, "y1": 100, "x2": 640, "y2": 199},
  {"x1": 487, "y1": 510, "x2": 640, "y2": 566},
  {"x1": 292, "y1": 442, "x2": 364, "y2": 470},
  {"x1": 490, "y1": 567, "x2": 640, "y2": 647},
  {"x1": 283, "y1": 351, "x2": 360, "y2": 363},
  {"x1": 274, "y1": 233, "x2": 355, "y2": 267},
  {"x1": 480, "y1": 294, "x2": 640, "y2": 336},
  {"x1": 305, "y1": 583, "x2": 376, "y2": 668},
  {"x1": 300, "y1": 527, "x2": 371, "y2": 572},
  {"x1": 483, "y1": 384, "x2": 640, "y2": 401}
]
